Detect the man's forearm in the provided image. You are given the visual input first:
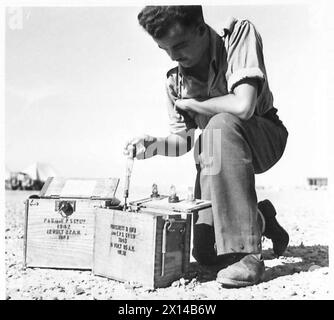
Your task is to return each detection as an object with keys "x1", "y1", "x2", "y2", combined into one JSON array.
[
  {"x1": 191, "y1": 93, "x2": 255, "y2": 120},
  {"x1": 151, "y1": 130, "x2": 195, "y2": 157},
  {"x1": 175, "y1": 80, "x2": 258, "y2": 121}
]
